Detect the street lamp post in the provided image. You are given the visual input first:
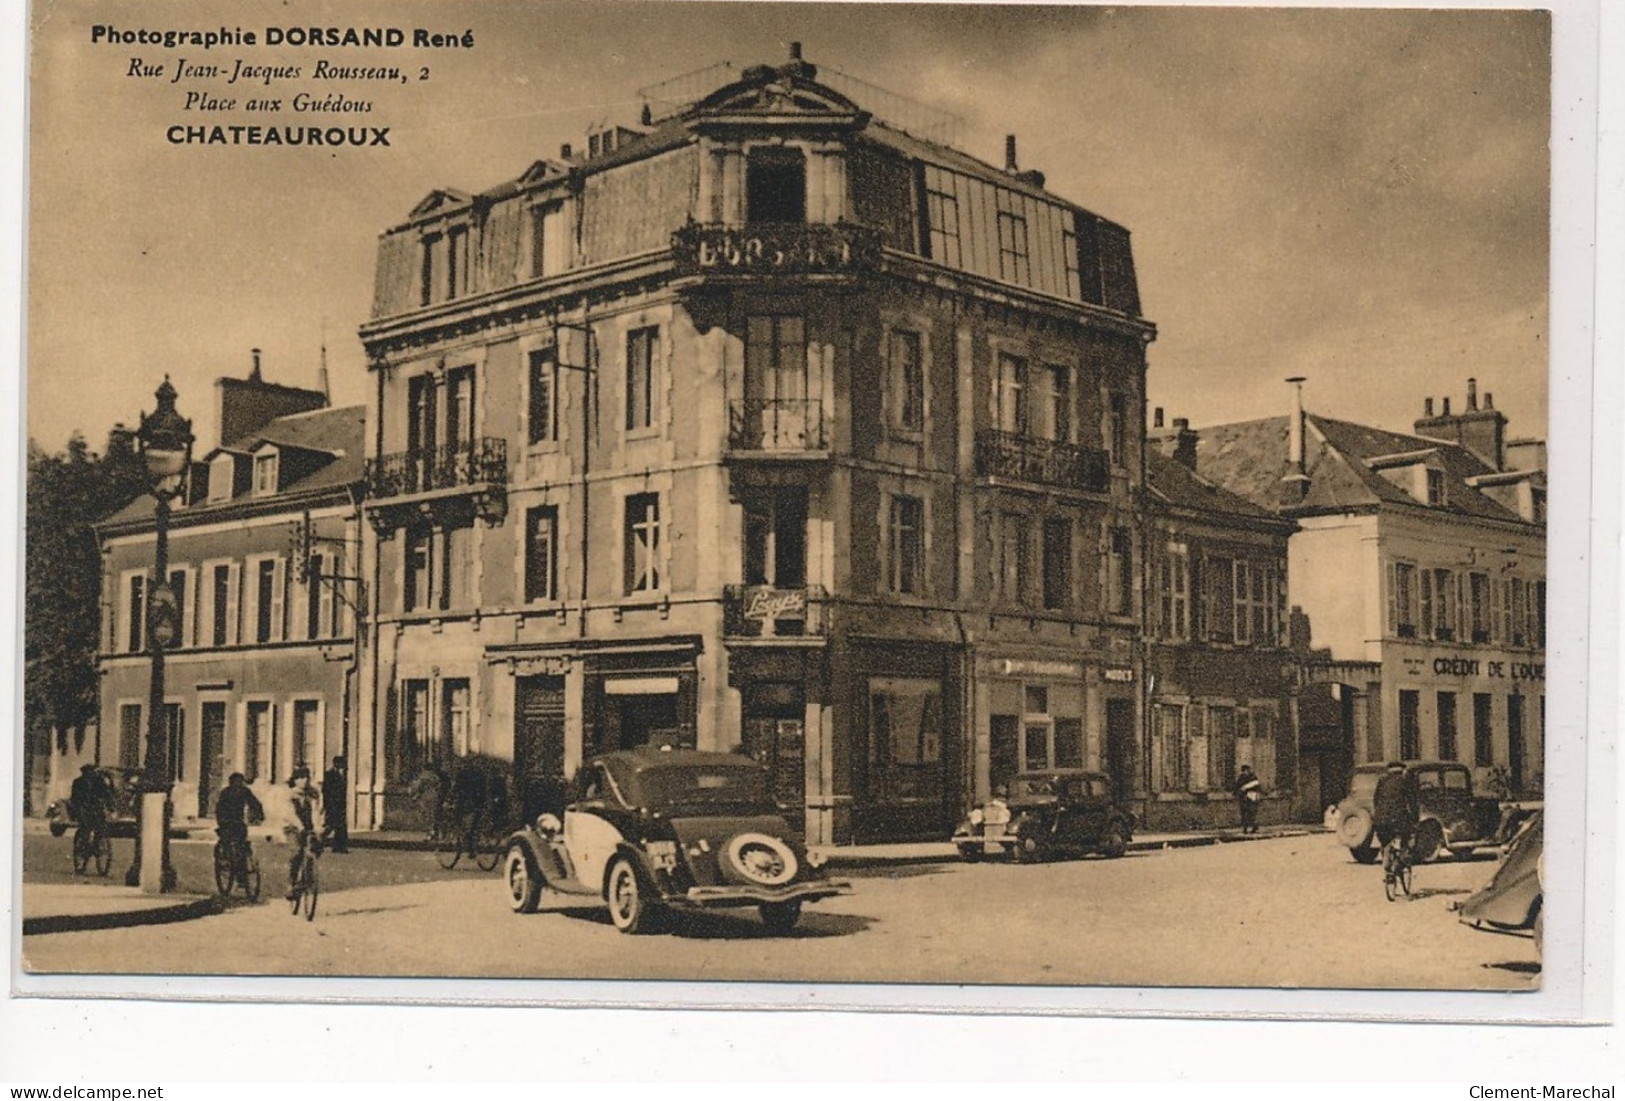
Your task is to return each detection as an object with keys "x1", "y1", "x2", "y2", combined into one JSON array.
[{"x1": 124, "y1": 377, "x2": 193, "y2": 892}]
